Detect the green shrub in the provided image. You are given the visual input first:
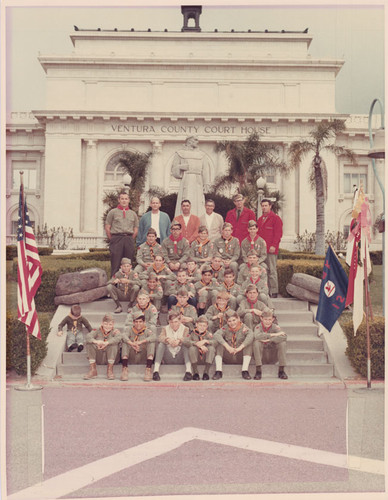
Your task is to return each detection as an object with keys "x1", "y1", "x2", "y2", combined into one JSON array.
[
  {"x1": 342, "y1": 317, "x2": 385, "y2": 379},
  {"x1": 278, "y1": 250, "x2": 325, "y2": 261},
  {"x1": 49, "y1": 251, "x2": 110, "y2": 261},
  {"x1": 6, "y1": 312, "x2": 51, "y2": 375},
  {"x1": 6, "y1": 245, "x2": 54, "y2": 259},
  {"x1": 89, "y1": 247, "x2": 108, "y2": 252}
]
